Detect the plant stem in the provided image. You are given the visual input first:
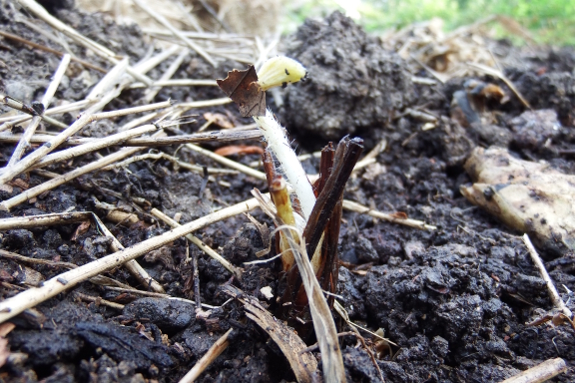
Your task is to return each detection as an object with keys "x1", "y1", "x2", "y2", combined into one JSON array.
[{"x1": 253, "y1": 110, "x2": 316, "y2": 221}]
